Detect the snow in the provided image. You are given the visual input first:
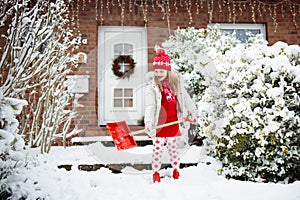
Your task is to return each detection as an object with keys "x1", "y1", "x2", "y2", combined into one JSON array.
[
  {"x1": 24, "y1": 143, "x2": 300, "y2": 200},
  {"x1": 2, "y1": 24, "x2": 299, "y2": 199}
]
